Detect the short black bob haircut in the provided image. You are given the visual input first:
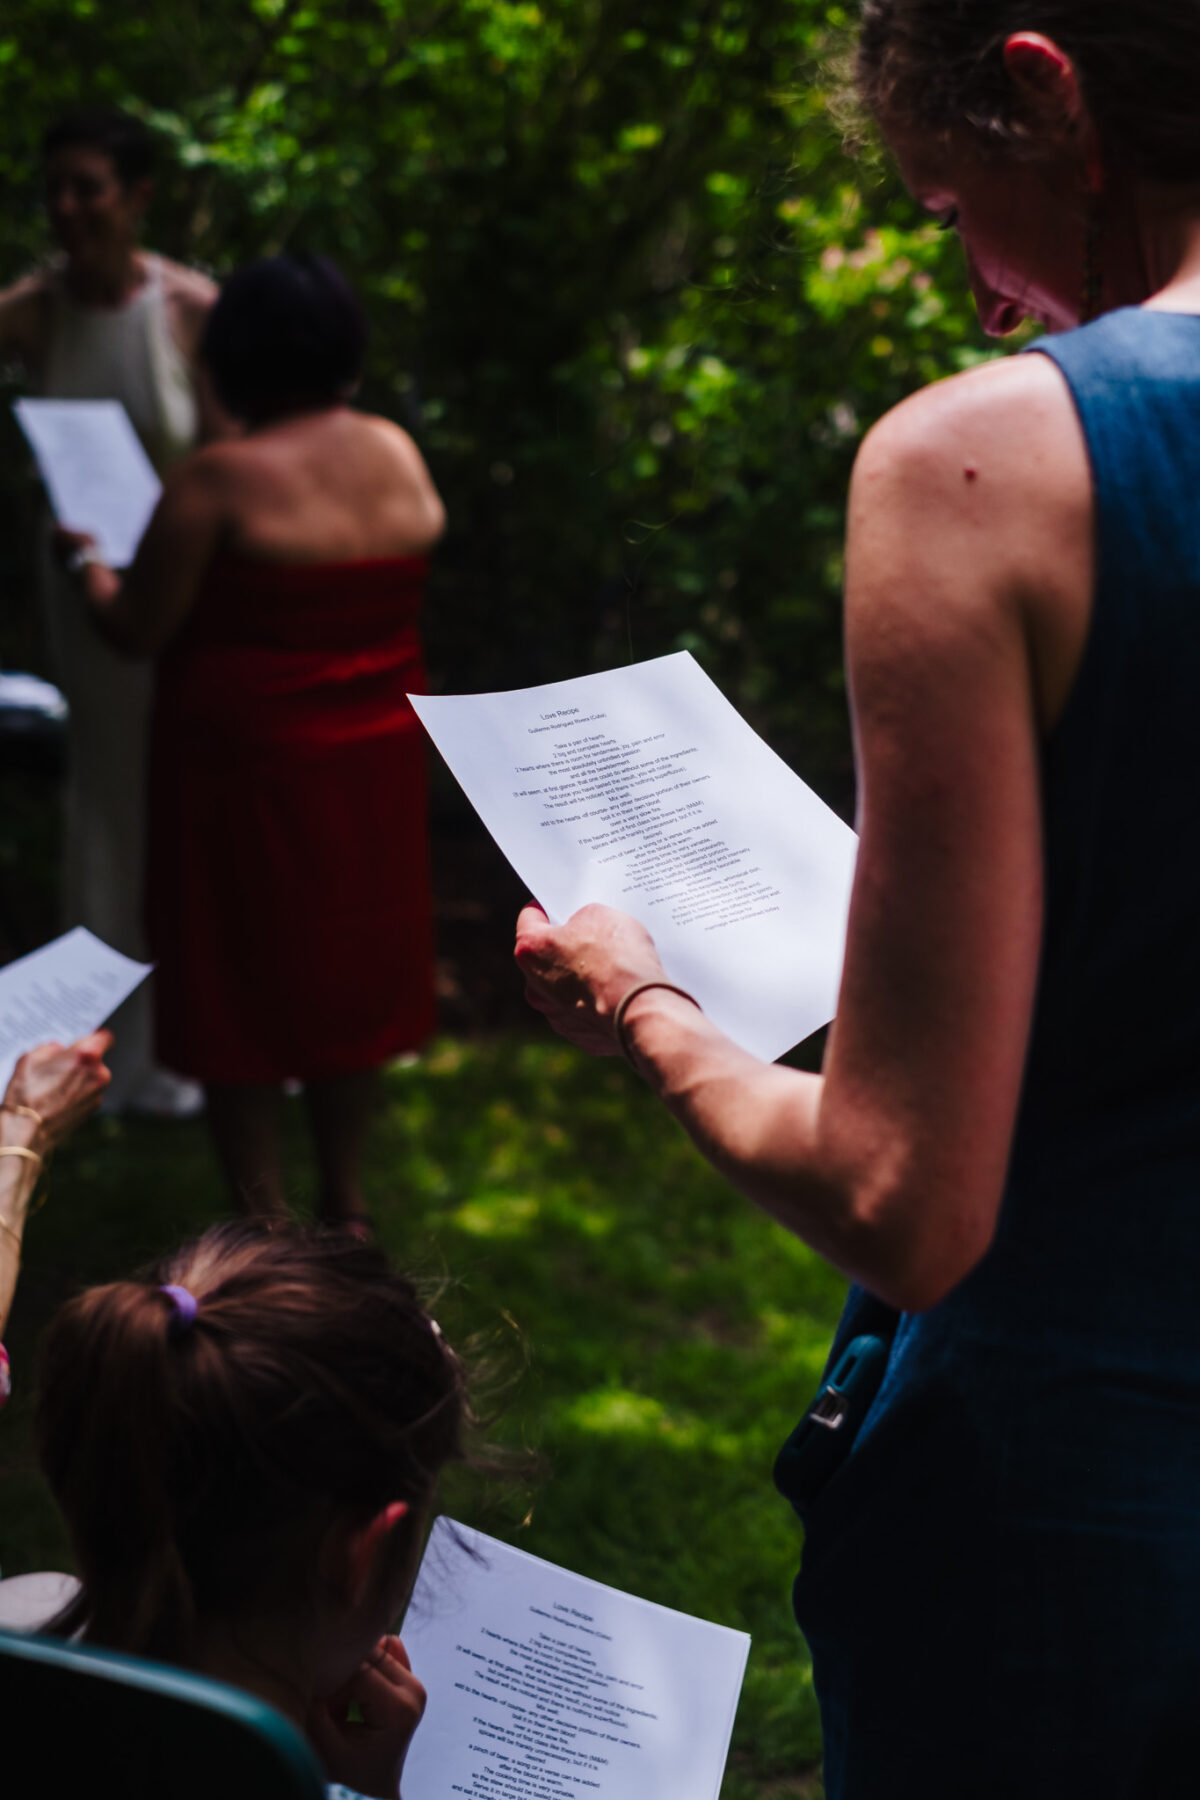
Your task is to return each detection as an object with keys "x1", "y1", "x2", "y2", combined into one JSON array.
[
  {"x1": 43, "y1": 108, "x2": 157, "y2": 187},
  {"x1": 201, "y1": 253, "x2": 368, "y2": 424}
]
